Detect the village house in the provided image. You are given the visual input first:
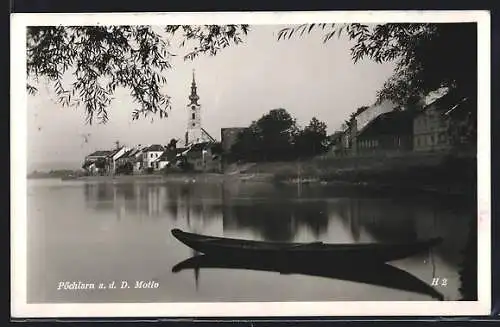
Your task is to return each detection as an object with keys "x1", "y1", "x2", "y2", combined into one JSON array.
[
  {"x1": 326, "y1": 131, "x2": 346, "y2": 157},
  {"x1": 115, "y1": 148, "x2": 137, "y2": 174},
  {"x1": 82, "y1": 150, "x2": 112, "y2": 175},
  {"x1": 354, "y1": 110, "x2": 414, "y2": 156},
  {"x1": 142, "y1": 144, "x2": 166, "y2": 171},
  {"x1": 154, "y1": 147, "x2": 187, "y2": 170},
  {"x1": 109, "y1": 146, "x2": 130, "y2": 174},
  {"x1": 413, "y1": 90, "x2": 470, "y2": 153},
  {"x1": 181, "y1": 142, "x2": 222, "y2": 172}
]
